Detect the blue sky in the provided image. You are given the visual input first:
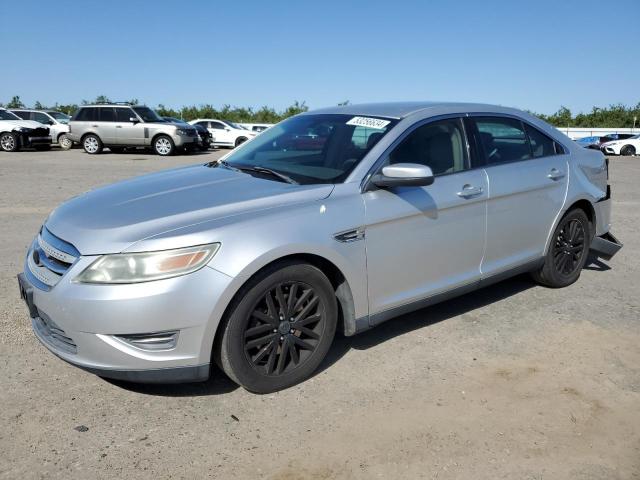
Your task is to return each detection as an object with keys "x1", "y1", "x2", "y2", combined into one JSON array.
[{"x1": 2, "y1": 0, "x2": 638, "y2": 114}]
